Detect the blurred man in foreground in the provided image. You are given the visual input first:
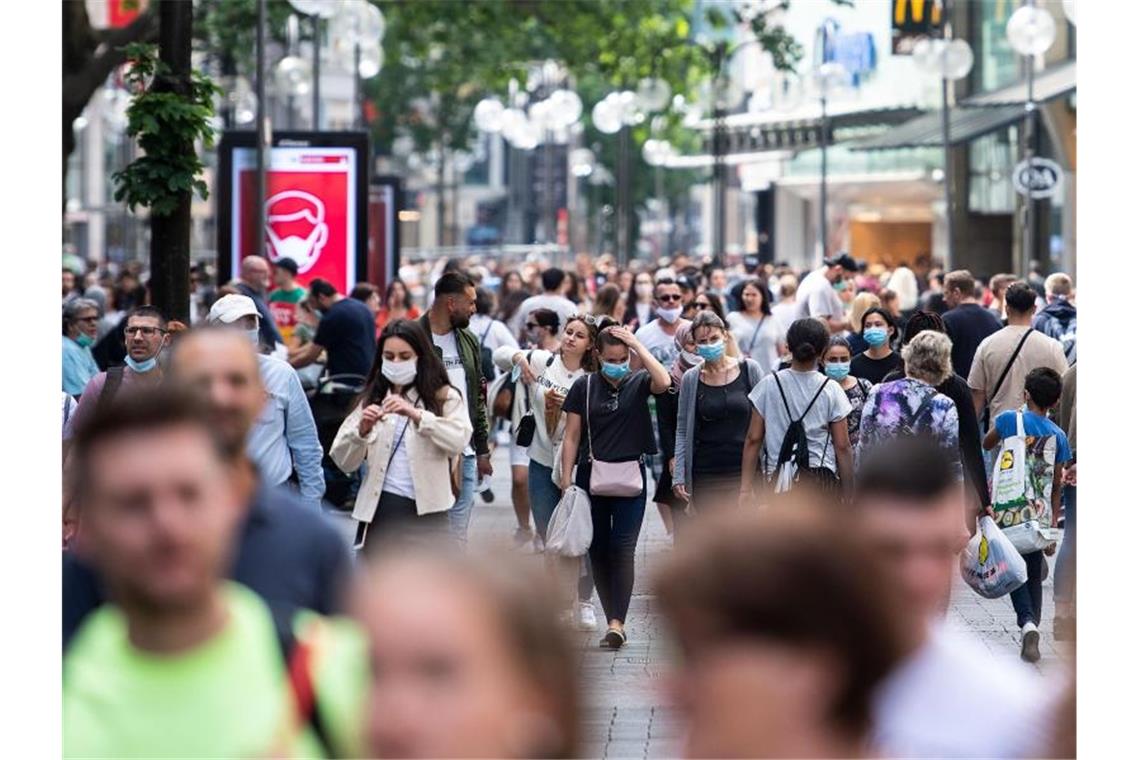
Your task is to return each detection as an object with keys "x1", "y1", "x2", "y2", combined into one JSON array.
[
  {"x1": 63, "y1": 387, "x2": 365, "y2": 758},
  {"x1": 63, "y1": 329, "x2": 351, "y2": 647},
  {"x1": 853, "y1": 438, "x2": 1051, "y2": 758}
]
